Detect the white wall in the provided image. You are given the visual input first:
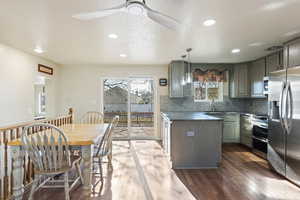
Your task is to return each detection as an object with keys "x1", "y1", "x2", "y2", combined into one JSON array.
[
  {"x1": 0, "y1": 43, "x2": 60, "y2": 126},
  {"x1": 58, "y1": 64, "x2": 168, "y2": 137}
]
